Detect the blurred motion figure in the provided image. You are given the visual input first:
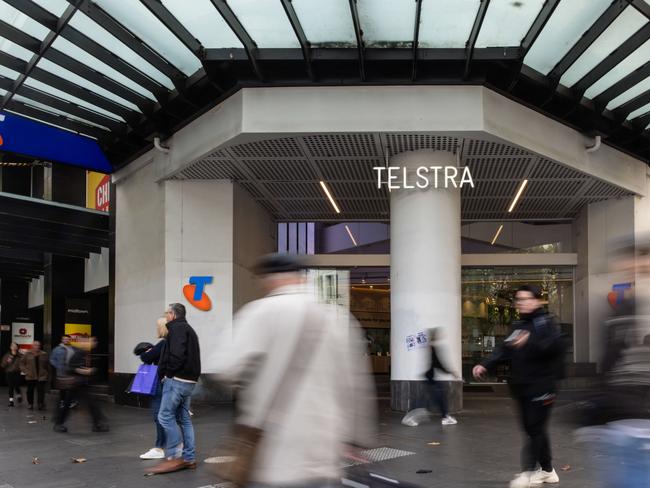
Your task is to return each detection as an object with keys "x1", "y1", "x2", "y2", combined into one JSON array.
[{"x1": 213, "y1": 253, "x2": 376, "y2": 488}]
